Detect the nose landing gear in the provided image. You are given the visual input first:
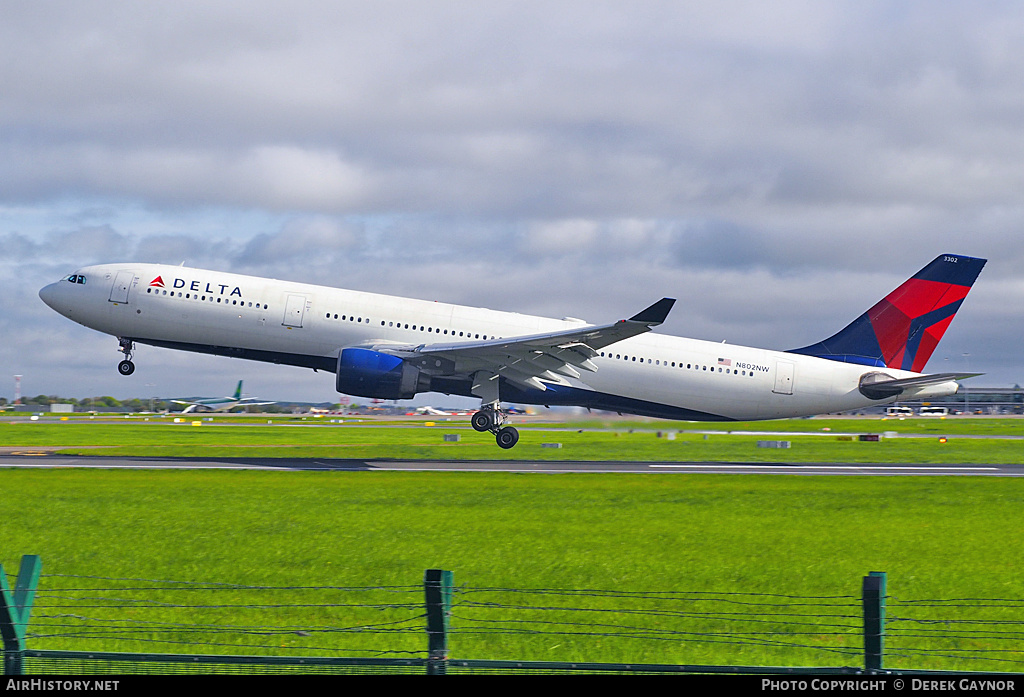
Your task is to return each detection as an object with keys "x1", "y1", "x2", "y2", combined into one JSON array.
[{"x1": 117, "y1": 338, "x2": 136, "y2": 376}]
